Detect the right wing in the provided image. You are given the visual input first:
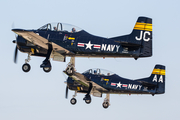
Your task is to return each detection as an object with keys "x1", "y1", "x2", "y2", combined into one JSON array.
[{"x1": 64, "y1": 71, "x2": 108, "y2": 92}]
